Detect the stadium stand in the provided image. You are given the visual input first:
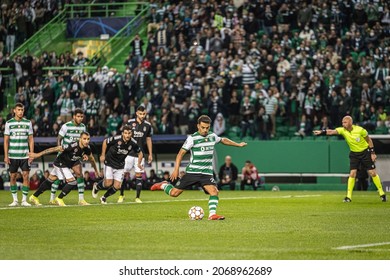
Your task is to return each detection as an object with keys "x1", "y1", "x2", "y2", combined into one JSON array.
[{"x1": 0, "y1": 0, "x2": 389, "y2": 139}]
